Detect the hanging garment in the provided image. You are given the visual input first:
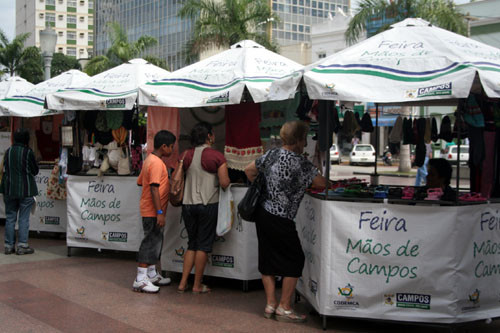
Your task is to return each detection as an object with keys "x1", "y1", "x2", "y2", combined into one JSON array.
[
  {"x1": 360, "y1": 112, "x2": 374, "y2": 133},
  {"x1": 462, "y1": 94, "x2": 485, "y2": 128},
  {"x1": 402, "y1": 117, "x2": 412, "y2": 145},
  {"x1": 389, "y1": 116, "x2": 403, "y2": 144},
  {"x1": 481, "y1": 131, "x2": 496, "y2": 198},
  {"x1": 424, "y1": 118, "x2": 431, "y2": 143},
  {"x1": 296, "y1": 94, "x2": 313, "y2": 121},
  {"x1": 412, "y1": 118, "x2": 419, "y2": 145},
  {"x1": 147, "y1": 106, "x2": 180, "y2": 170},
  {"x1": 225, "y1": 102, "x2": 263, "y2": 171},
  {"x1": 340, "y1": 110, "x2": 361, "y2": 139},
  {"x1": 431, "y1": 117, "x2": 439, "y2": 142},
  {"x1": 318, "y1": 100, "x2": 336, "y2": 151},
  {"x1": 439, "y1": 116, "x2": 453, "y2": 142},
  {"x1": 468, "y1": 126, "x2": 485, "y2": 167},
  {"x1": 354, "y1": 112, "x2": 361, "y2": 126}
]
